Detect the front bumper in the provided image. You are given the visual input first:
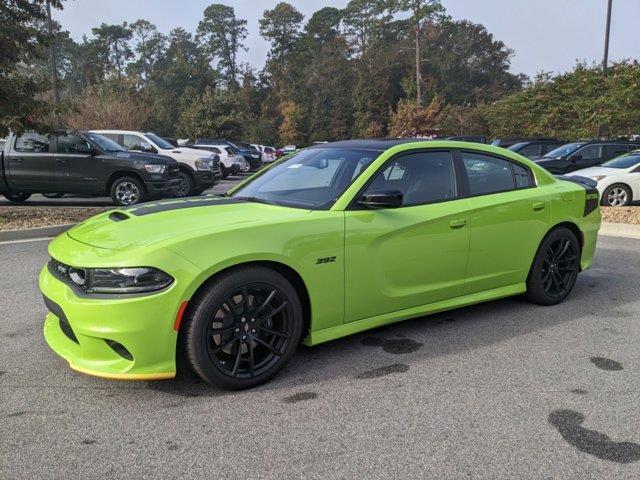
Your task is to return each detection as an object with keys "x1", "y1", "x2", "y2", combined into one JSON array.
[
  {"x1": 193, "y1": 171, "x2": 217, "y2": 188},
  {"x1": 144, "y1": 178, "x2": 181, "y2": 199},
  {"x1": 38, "y1": 238, "x2": 199, "y2": 380}
]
